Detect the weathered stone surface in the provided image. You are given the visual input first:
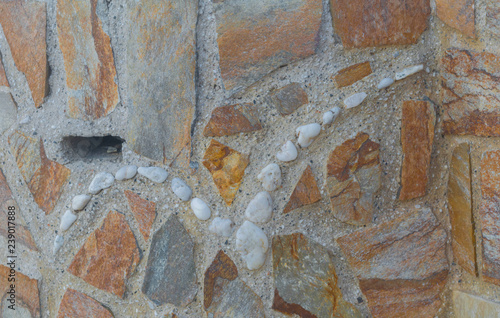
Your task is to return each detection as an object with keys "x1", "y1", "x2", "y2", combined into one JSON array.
[
  {"x1": 333, "y1": 62, "x2": 372, "y2": 88},
  {"x1": 203, "y1": 103, "x2": 262, "y2": 137},
  {"x1": 442, "y1": 49, "x2": 500, "y2": 136},
  {"x1": 487, "y1": 1, "x2": 500, "y2": 38},
  {"x1": 9, "y1": 131, "x2": 71, "y2": 214},
  {"x1": 399, "y1": 101, "x2": 435, "y2": 201},
  {"x1": 0, "y1": 59, "x2": 8, "y2": 87},
  {"x1": 283, "y1": 165, "x2": 321, "y2": 214},
  {"x1": 479, "y1": 150, "x2": 500, "y2": 286},
  {"x1": 0, "y1": 1, "x2": 47, "y2": 107},
  {"x1": 453, "y1": 290, "x2": 500, "y2": 318},
  {"x1": 204, "y1": 250, "x2": 238, "y2": 309},
  {"x1": 448, "y1": 143, "x2": 477, "y2": 276},
  {"x1": 214, "y1": 0, "x2": 322, "y2": 92},
  {"x1": 142, "y1": 214, "x2": 197, "y2": 307},
  {"x1": 272, "y1": 233, "x2": 362, "y2": 318},
  {"x1": 126, "y1": 0, "x2": 197, "y2": 167},
  {"x1": 0, "y1": 91, "x2": 17, "y2": 135},
  {"x1": 202, "y1": 139, "x2": 249, "y2": 205},
  {"x1": 330, "y1": 0, "x2": 430, "y2": 48},
  {"x1": 58, "y1": 288, "x2": 114, "y2": 318},
  {"x1": 326, "y1": 132, "x2": 381, "y2": 225},
  {"x1": 68, "y1": 211, "x2": 141, "y2": 298},
  {"x1": 124, "y1": 190, "x2": 156, "y2": 241},
  {"x1": 337, "y1": 208, "x2": 449, "y2": 318},
  {"x1": 266, "y1": 83, "x2": 309, "y2": 116},
  {"x1": 0, "y1": 265, "x2": 40, "y2": 317},
  {"x1": 436, "y1": 0, "x2": 475, "y2": 37}
]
